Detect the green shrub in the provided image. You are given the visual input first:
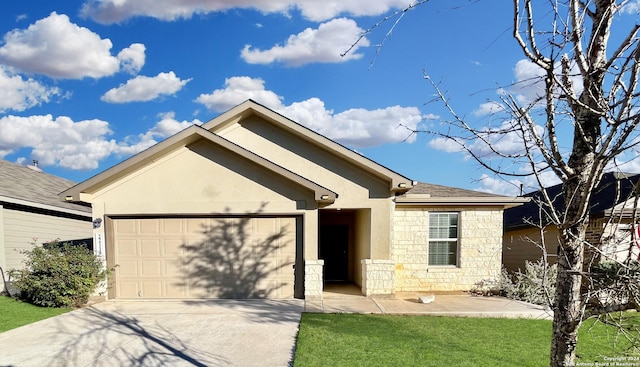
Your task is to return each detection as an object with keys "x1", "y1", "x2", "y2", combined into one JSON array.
[
  {"x1": 588, "y1": 261, "x2": 640, "y2": 309},
  {"x1": 502, "y1": 259, "x2": 557, "y2": 307},
  {"x1": 12, "y1": 241, "x2": 106, "y2": 308}
]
